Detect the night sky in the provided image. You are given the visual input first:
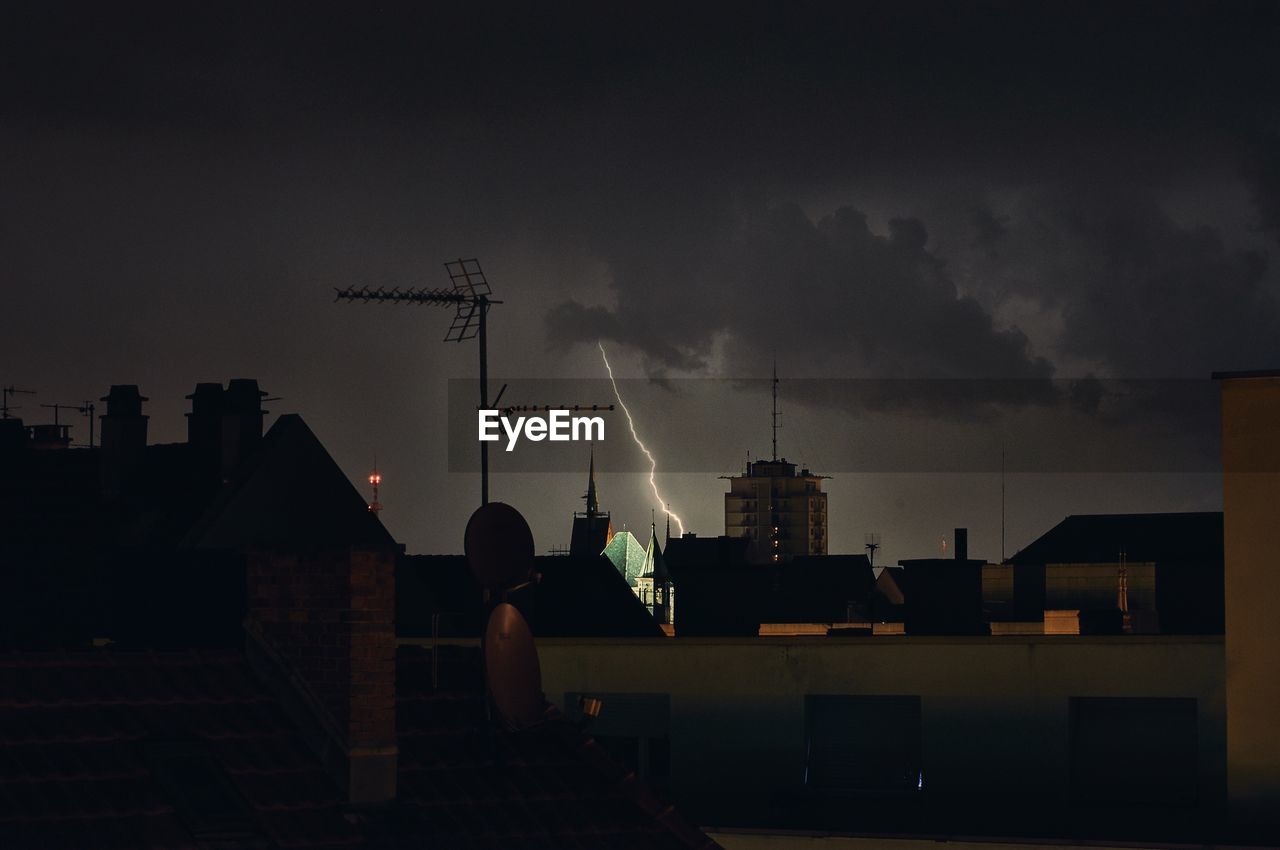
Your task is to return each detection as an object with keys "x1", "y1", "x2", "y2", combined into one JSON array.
[{"x1": 5, "y1": 2, "x2": 1279, "y2": 560}]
